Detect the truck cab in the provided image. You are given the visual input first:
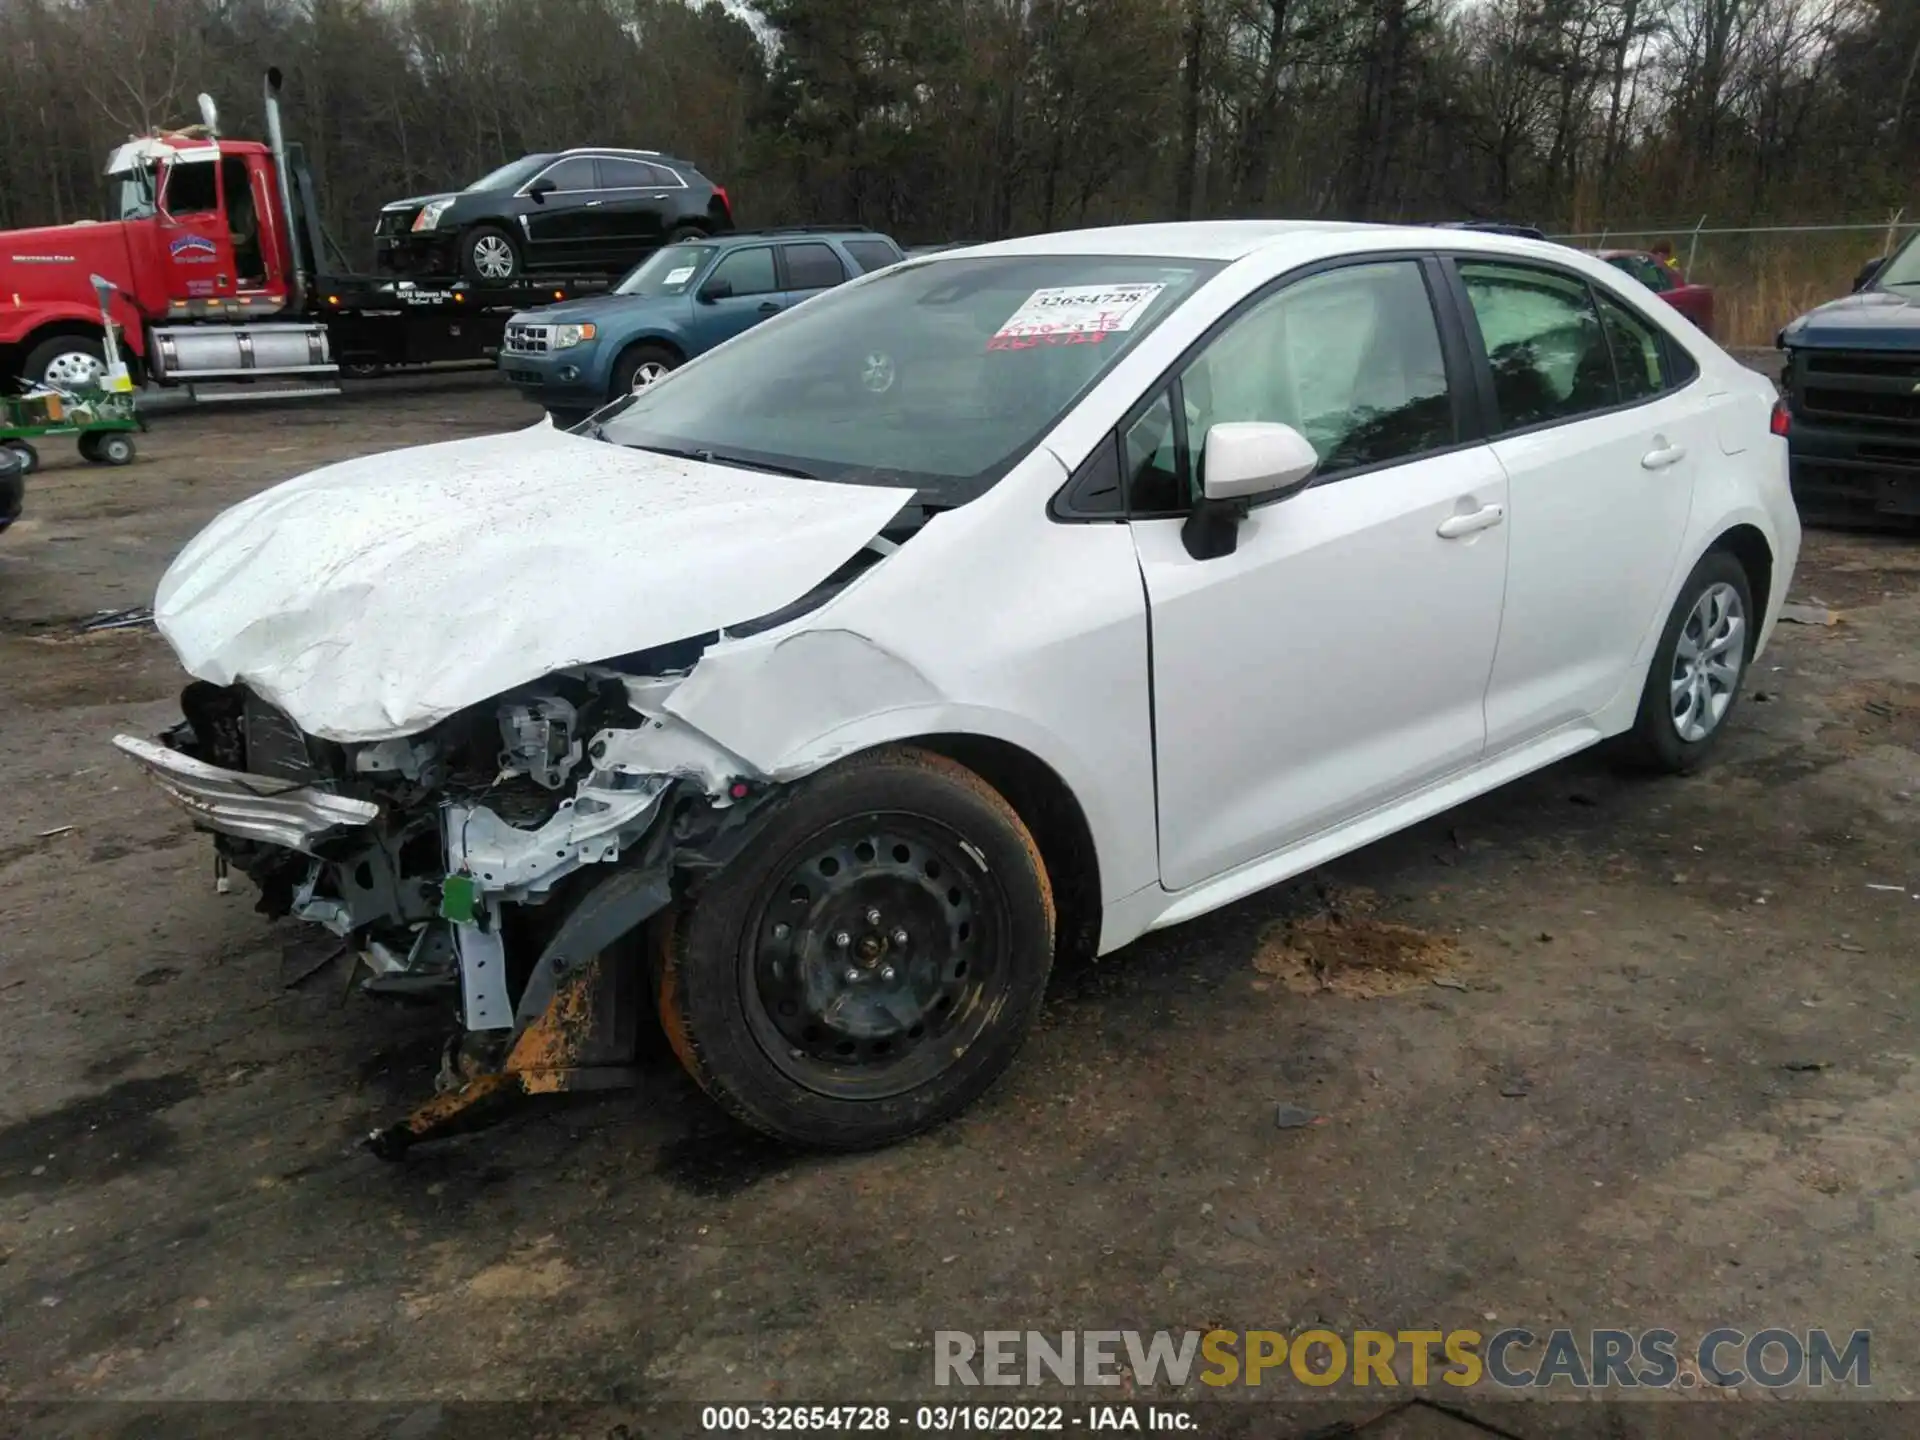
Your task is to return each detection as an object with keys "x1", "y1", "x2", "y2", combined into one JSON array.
[{"x1": 1777, "y1": 232, "x2": 1920, "y2": 525}]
